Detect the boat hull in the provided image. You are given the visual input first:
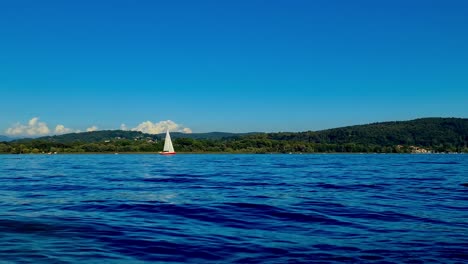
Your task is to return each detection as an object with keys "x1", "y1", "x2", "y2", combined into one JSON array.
[{"x1": 160, "y1": 152, "x2": 176, "y2": 155}]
